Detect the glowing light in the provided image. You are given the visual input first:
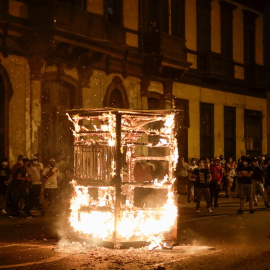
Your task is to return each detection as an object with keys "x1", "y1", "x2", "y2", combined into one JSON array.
[
  {"x1": 66, "y1": 109, "x2": 180, "y2": 248},
  {"x1": 69, "y1": 179, "x2": 177, "y2": 242}
]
